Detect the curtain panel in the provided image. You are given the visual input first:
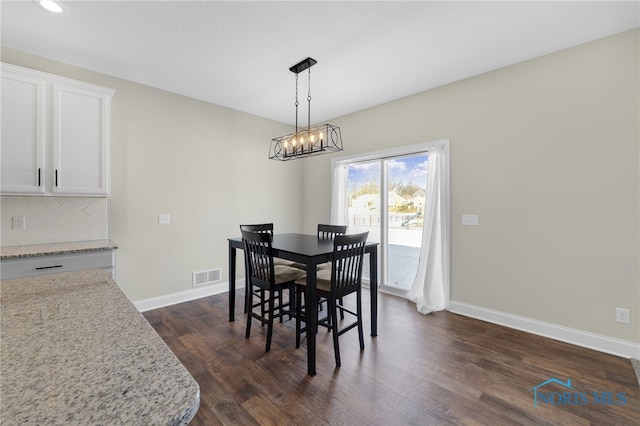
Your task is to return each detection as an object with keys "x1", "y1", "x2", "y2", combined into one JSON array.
[{"x1": 407, "y1": 147, "x2": 449, "y2": 314}]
